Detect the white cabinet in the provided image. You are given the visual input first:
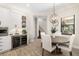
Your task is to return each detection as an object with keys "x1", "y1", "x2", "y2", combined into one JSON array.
[{"x1": 0, "y1": 36, "x2": 11, "y2": 52}]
